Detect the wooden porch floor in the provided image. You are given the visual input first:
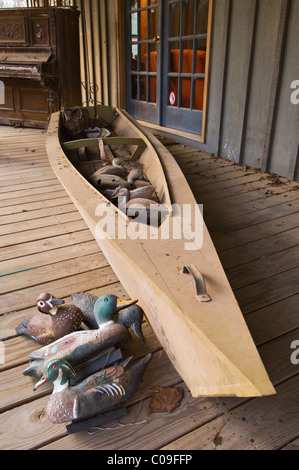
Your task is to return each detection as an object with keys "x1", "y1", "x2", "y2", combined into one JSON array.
[{"x1": 0, "y1": 125, "x2": 299, "y2": 451}]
